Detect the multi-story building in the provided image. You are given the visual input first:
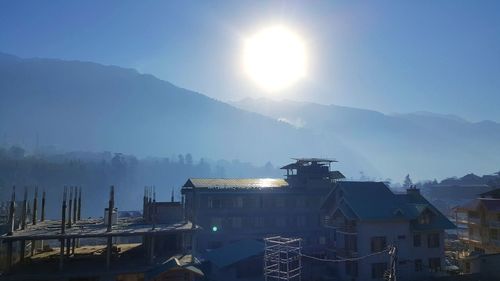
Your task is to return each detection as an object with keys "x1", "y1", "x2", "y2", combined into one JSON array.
[
  {"x1": 454, "y1": 188, "x2": 500, "y2": 254},
  {"x1": 321, "y1": 182, "x2": 455, "y2": 281},
  {"x1": 181, "y1": 158, "x2": 344, "y2": 254}
]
